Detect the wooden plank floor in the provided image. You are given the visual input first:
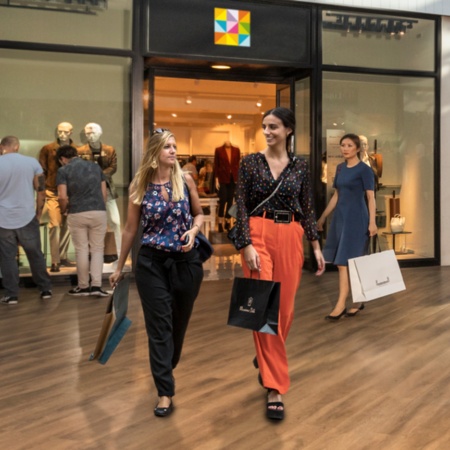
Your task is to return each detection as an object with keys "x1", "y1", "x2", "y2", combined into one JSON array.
[{"x1": 2, "y1": 266, "x2": 450, "y2": 449}]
